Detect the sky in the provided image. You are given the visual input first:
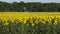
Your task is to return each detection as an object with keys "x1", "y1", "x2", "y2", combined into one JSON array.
[{"x1": 0, "y1": 0, "x2": 60, "y2": 3}]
